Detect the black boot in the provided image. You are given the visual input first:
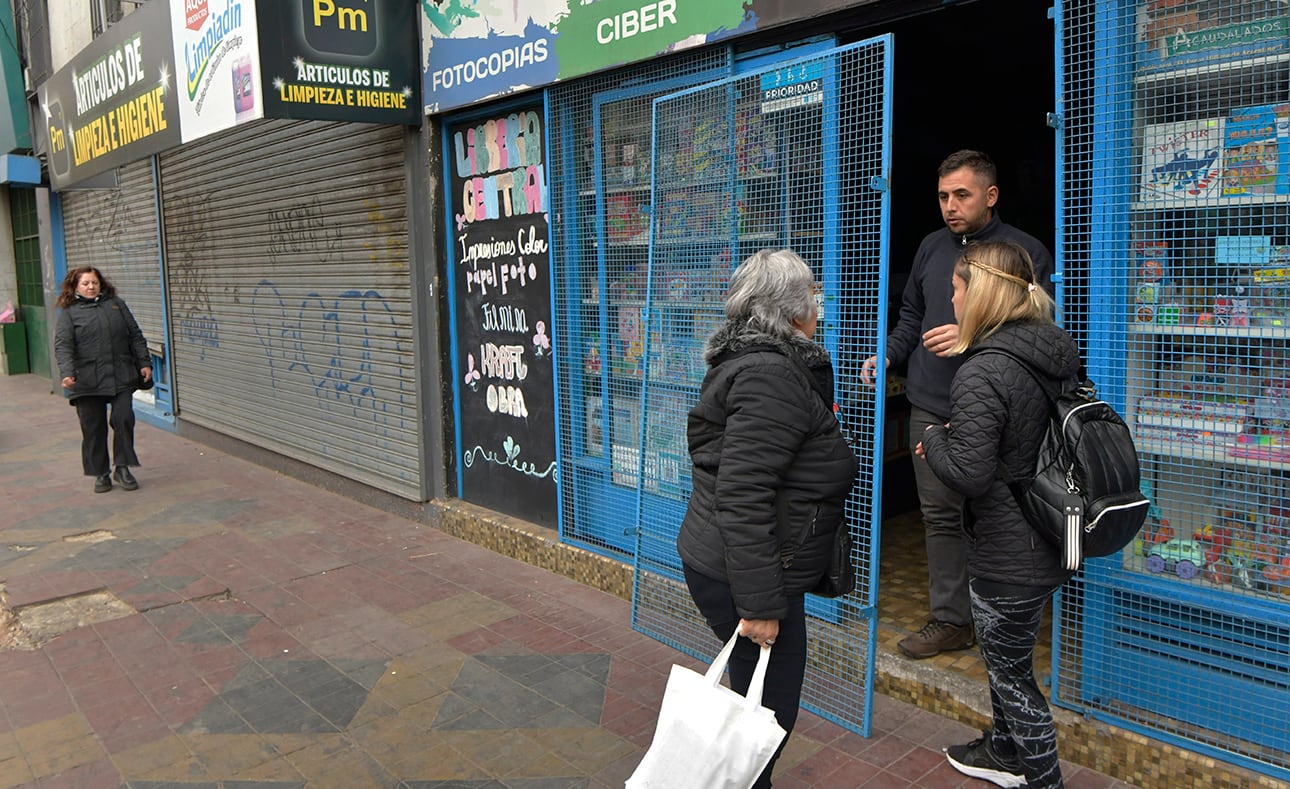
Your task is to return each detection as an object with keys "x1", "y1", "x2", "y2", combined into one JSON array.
[
  {"x1": 113, "y1": 466, "x2": 138, "y2": 491},
  {"x1": 94, "y1": 474, "x2": 112, "y2": 493}
]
